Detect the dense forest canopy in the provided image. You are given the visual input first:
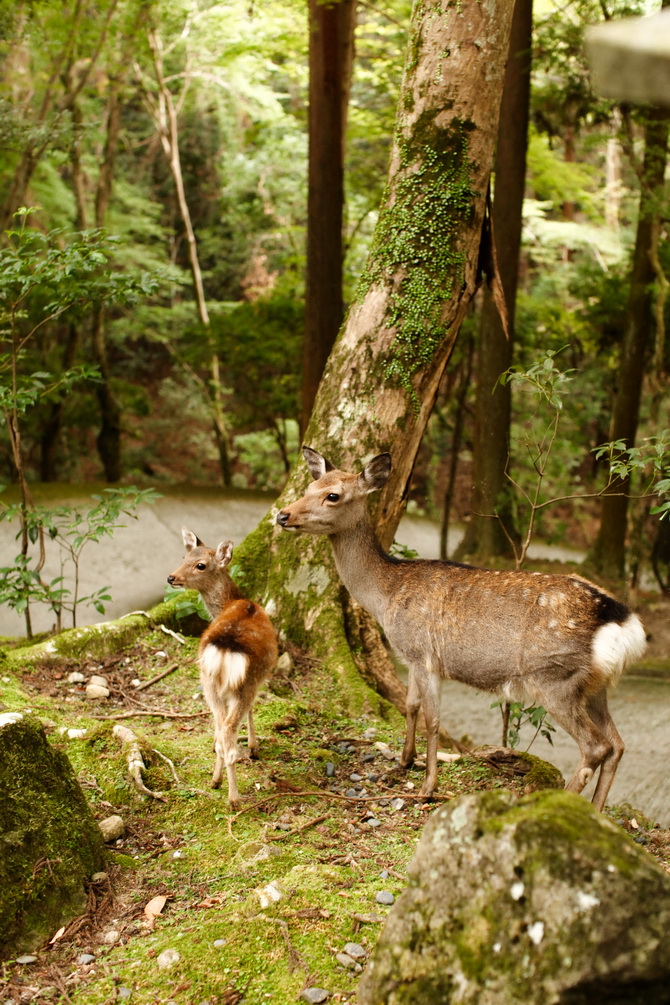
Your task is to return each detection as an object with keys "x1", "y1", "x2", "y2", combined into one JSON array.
[{"x1": 1, "y1": 0, "x2": 669, "y2": 585}]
